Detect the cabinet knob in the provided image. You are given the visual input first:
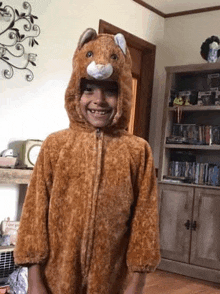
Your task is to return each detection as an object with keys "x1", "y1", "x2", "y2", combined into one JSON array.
[
  {"x1": 184, "y1": 220, "x2": 197, "y2": 231},
  {"x1": 191, "y1": 221, "x2": 197, "y2": 231},
  {"x1": 184, "y1": 220, "x2": 191, "y2": 230}
]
